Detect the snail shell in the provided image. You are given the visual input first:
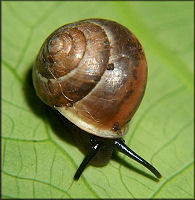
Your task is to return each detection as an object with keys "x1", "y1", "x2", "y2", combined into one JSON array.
[{"x1": 33, "y1": 18, "x2": 147, "y2": 138}]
